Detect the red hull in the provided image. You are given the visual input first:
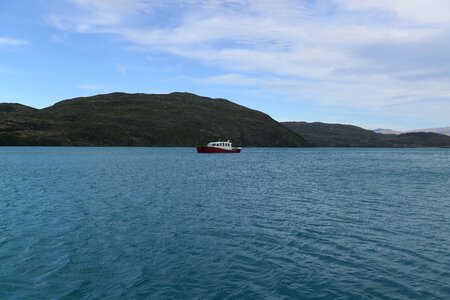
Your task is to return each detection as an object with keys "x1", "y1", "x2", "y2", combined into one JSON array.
[{"x1": 196, "y1": 146, "x2": 241, "y2": 153}]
